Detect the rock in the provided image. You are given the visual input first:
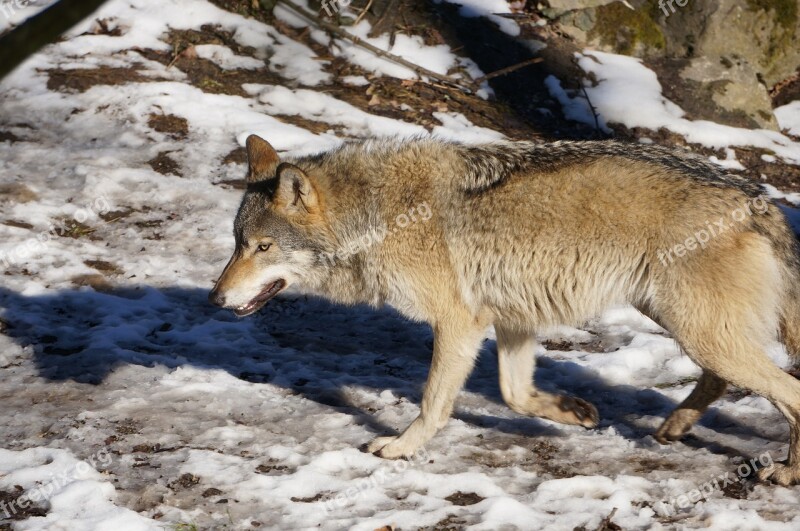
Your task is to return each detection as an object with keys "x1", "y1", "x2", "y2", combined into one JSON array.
[
  {"x1": 544, "y1": 0, "x2": 797, "y2": 129},
  {"x1": 679, "y1": 56, "x2": 778, "y2": 129},
  {"x1": 543, "y1": 0, "x2": 621, "y2": 17},
  {"x1": 545, "y1": 1, "x2": 667, "y2": 56},
  {"x1": 660, "y1": 0, "x2": 799, "y2": 87},
  {"x1": 549, "y1": 0, "x2": 799, "y2": 88}
]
